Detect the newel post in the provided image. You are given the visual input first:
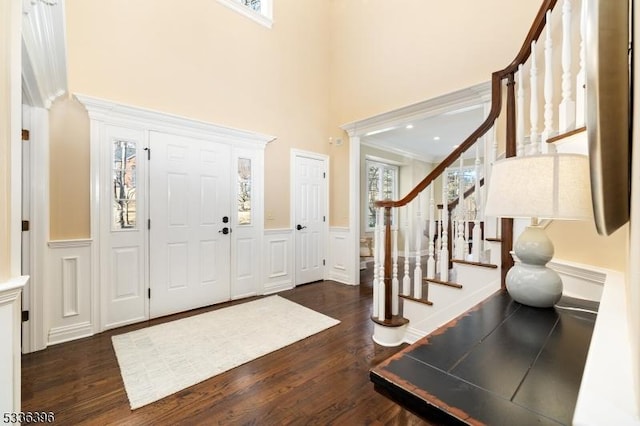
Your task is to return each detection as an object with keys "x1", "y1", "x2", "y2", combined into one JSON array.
[{"x1": 501, "y1": 72, "x2": 517, "y2": 289}]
